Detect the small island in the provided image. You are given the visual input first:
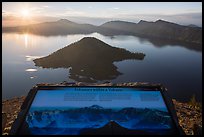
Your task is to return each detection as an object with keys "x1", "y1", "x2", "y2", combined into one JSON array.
[{"x1": 34, "y1": 37, "x2": 145, "y2": 82}]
